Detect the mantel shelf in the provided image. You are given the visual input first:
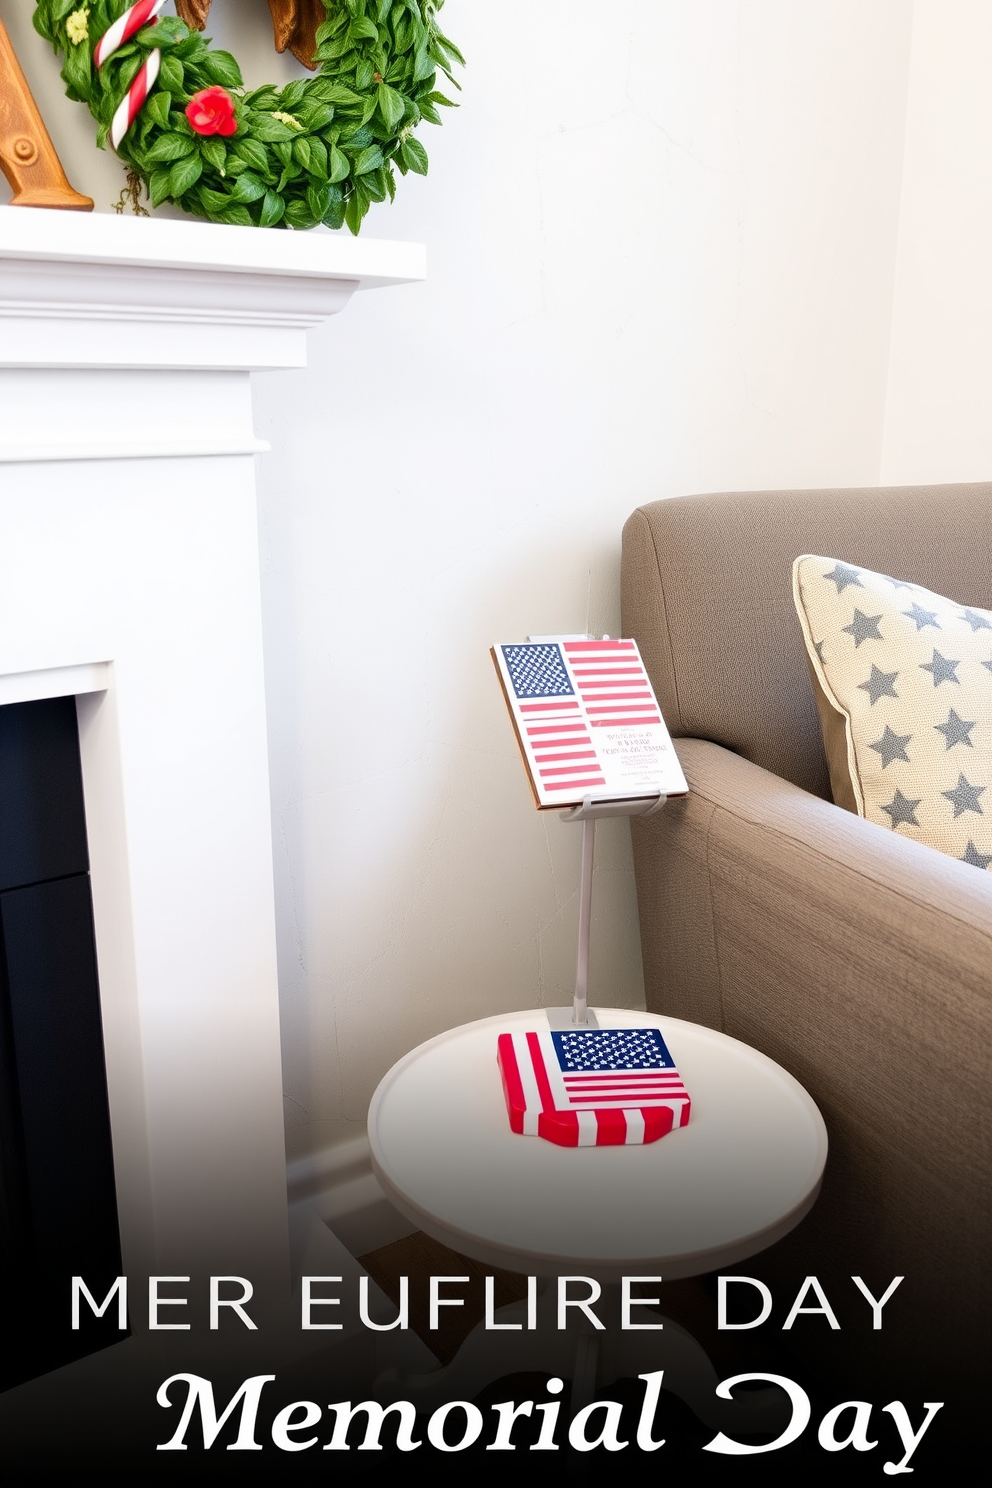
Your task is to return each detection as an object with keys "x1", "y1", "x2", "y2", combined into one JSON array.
[{"x1": 0, "y1": 206, "x2": 426, "y2": 370}]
